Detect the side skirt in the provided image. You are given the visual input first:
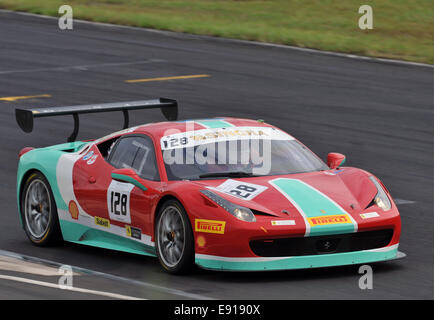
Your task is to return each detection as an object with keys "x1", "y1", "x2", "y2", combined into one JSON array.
[{"x1": 60, "y1": 220, "x2": 156, "y2": 257}]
